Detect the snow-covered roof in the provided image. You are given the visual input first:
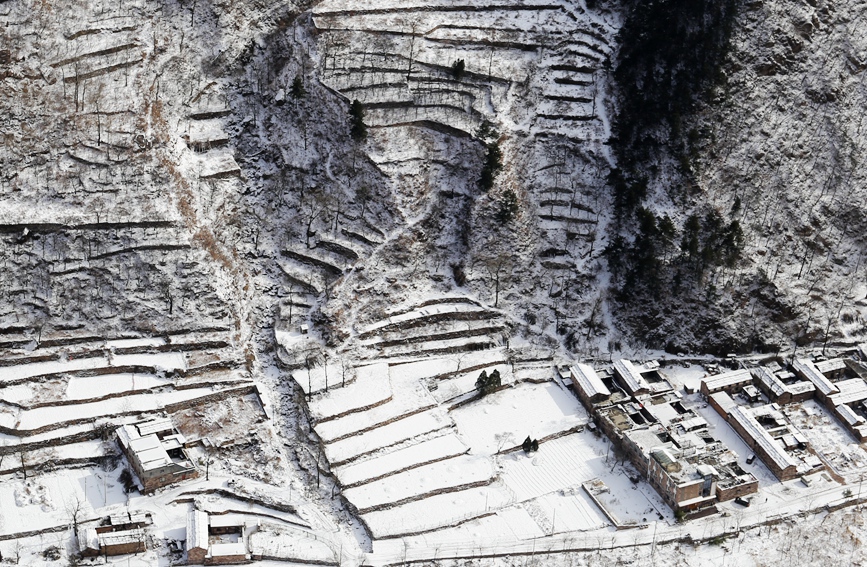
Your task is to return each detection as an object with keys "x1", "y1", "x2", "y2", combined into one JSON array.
[
  {"x1": 680, "y1": 416, "x2": 708, "y2": 432},
  {"x1": 128, "y1": 434, "x2": 161, "y2": 453},
  {"x1": 696, "y1": 464, "x2": 718, "y2": 478},
  {"x1": 209, "y1": 542, "x2": 247, "y2": 557},
  {"x1": 128, "y1": 511, "x2": 150, "y2": 525},
  {"x1": 99, "y1": 529, "x2": 145, "y2": 547},
  {"x1": 828, "y1": 379, "x2": 867, "y2": 406},
  {"x1": 136, "y1": 417, "x2": 175, "y2": 437},
  {"x1": 120, "y1": 419, "x2": 189, "y2": 471},
  {"x1": 187, "y1": 510, "x2": 209, "y2": 551},
  {"x1": 816, "y1": 358, "x2": 846, "y2": 374},
  {"x1": 209, "y1": 514, "x2": 247, "y2": 529},
  {"x1": 137, "y1": 446, "x2": 172, "y2": 471},
  {"x1": 161, "y1": 434, "x2": 185, "y2": 451},
  {"x1": 709, "y1": 391, "x2": 737, "y2": 413},
  {"x1": 729, "y1": 406, "x2": 798, "y2": 472},
  {"x1": 612, "y1": 360, "x2": 649, "y2": 395},
  {"x1": 78, "y1": 527, "x2": 99, "y2": 553},
  {"x1": 570, "y1": 363, "x2": 610, "y2": 399},
  {"x1": 109, "y1": 511, "x2": 148, "y2": 526},
  {"x1": 752, "y1": 367, "x2": 786, "y2": 396},
  {"x1": 701, "y1": 368, "x2": 752, "y2": 393},
  {"x1": 789, "y1": 381, "x2": 816, "y2": 395},
  {"x1": 792, "y1": 359, "x2": 839, "y2": 396},
  {"x1": 836, "y1": 404, "x2": 865, "y2": 426}
]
